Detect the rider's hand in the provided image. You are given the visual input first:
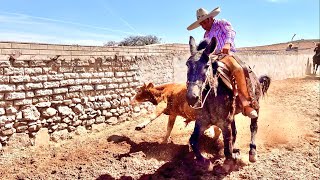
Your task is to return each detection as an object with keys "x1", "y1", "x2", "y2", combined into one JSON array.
[{"x1": 222, "y1": 43, "x2": 231, "y2": 54}]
